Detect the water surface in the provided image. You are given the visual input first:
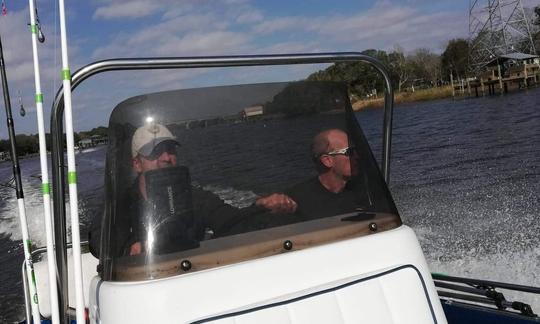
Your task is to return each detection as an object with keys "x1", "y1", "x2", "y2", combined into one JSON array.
[{"x1": 0, "y1": 88, "x2": 538, "y2": 322}]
